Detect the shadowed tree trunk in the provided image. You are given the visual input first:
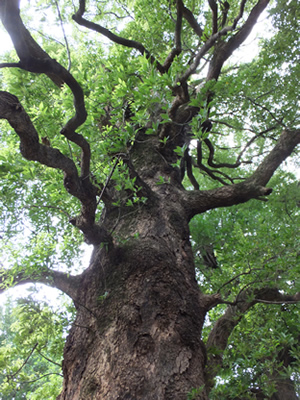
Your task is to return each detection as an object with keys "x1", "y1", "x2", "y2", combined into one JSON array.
[{"x1": 56, "y1": 131, "x2": 214, "y2": 399}]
